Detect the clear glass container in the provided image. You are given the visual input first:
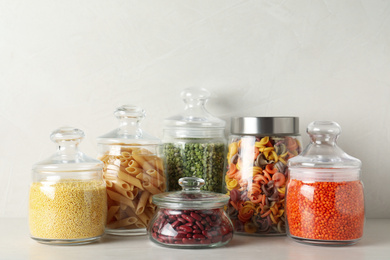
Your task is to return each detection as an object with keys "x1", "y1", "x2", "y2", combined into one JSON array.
[
  {"x1": 149, "y1": 177, "x2": 234, "y2": 248},
  {"x1": 286, "y1": 121, "x2": 364, "y2": 246},
  {"x1": 29, "y1": 127, "x2": 107, "y2": 245},
  {"x1": 97, "y1": 105, "x2": 166, "y2": 236},
  {"x1": 163, "y1": 88, "x2": 226, "y2": 192},
  {"x1": 224, "y1": 117, "x2": 302, "y2": 236}
]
